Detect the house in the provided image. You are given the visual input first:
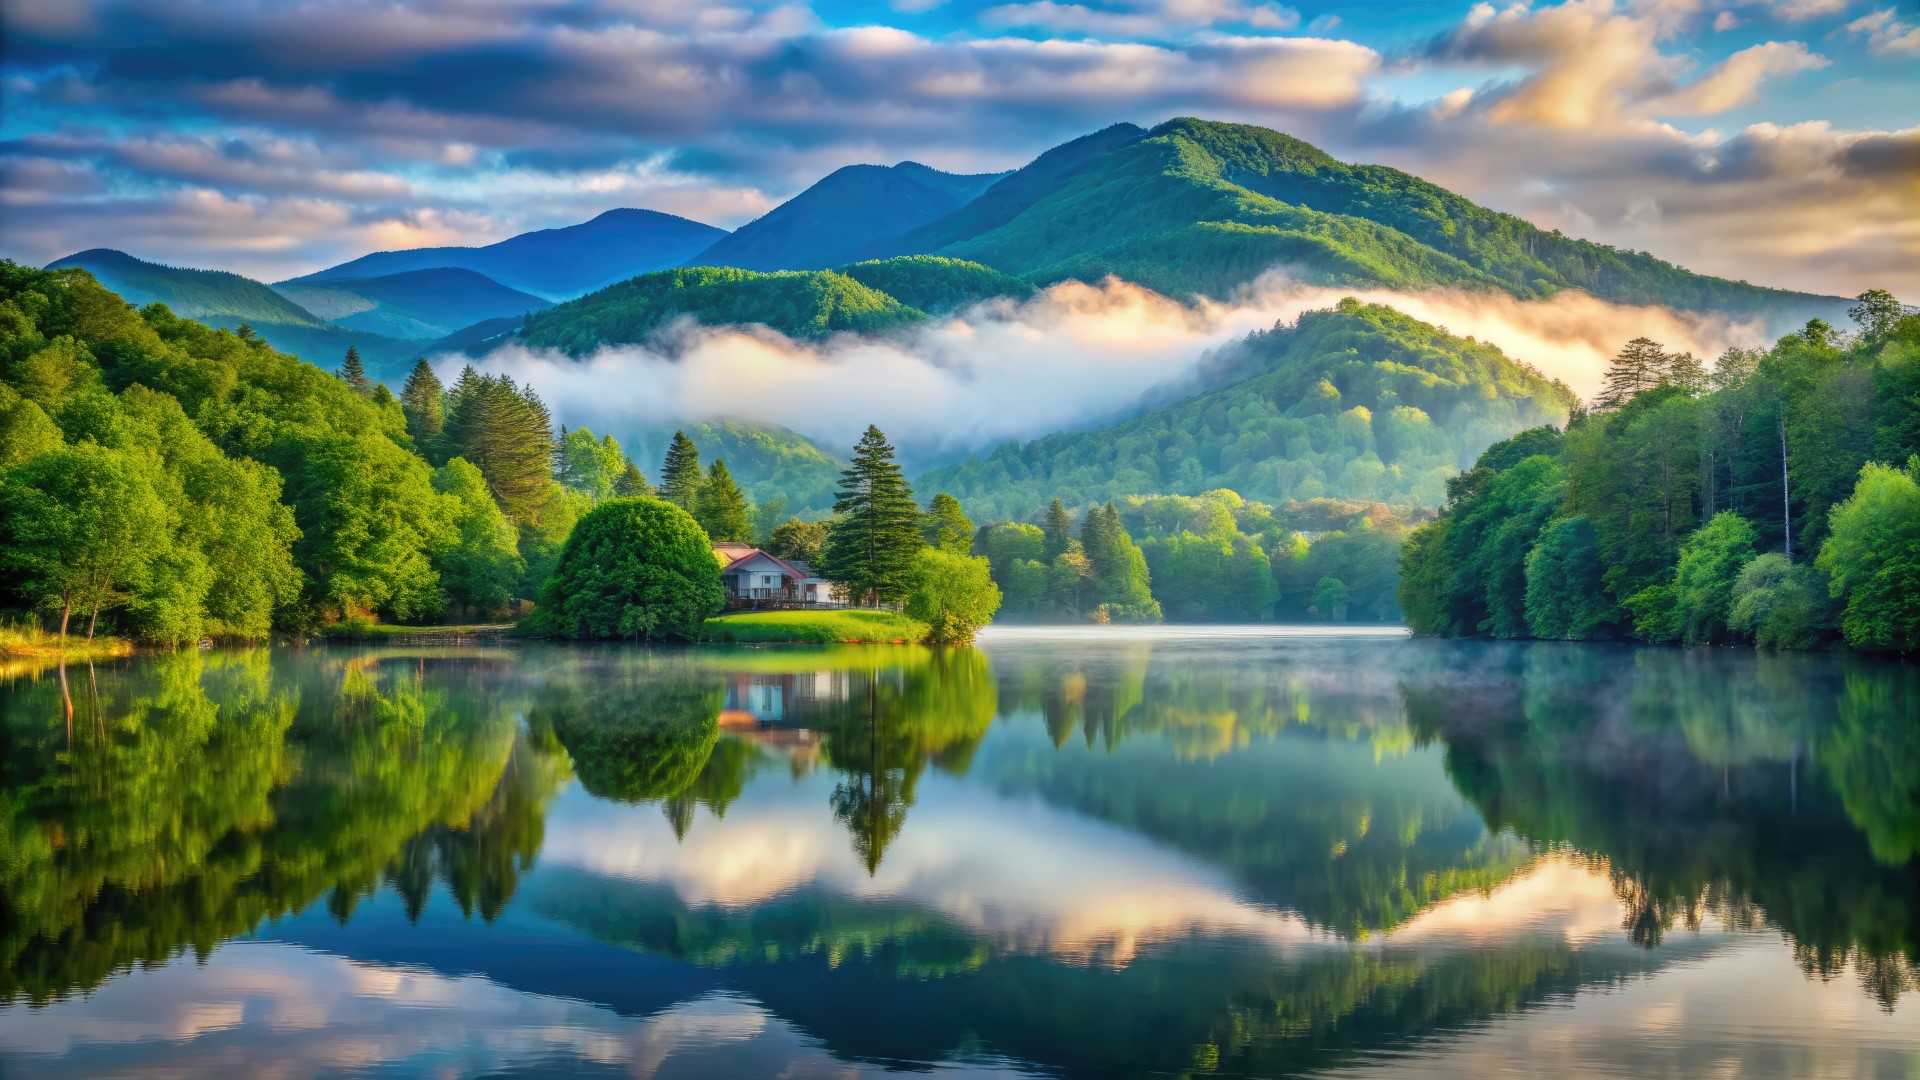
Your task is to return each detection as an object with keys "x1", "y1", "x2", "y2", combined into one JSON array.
[{"x1": 713, "y1": 543, "x2": 847, "y2": 608}]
